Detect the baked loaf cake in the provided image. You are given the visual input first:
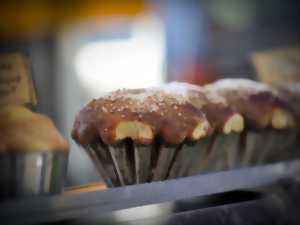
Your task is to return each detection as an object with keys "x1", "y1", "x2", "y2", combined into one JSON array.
[
  {"x1": 0, "y1": 105, "x2": 69, "y2": 153},
  {"x1": 72, "y1": 79, "x2": 300, "y2": 187}
]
